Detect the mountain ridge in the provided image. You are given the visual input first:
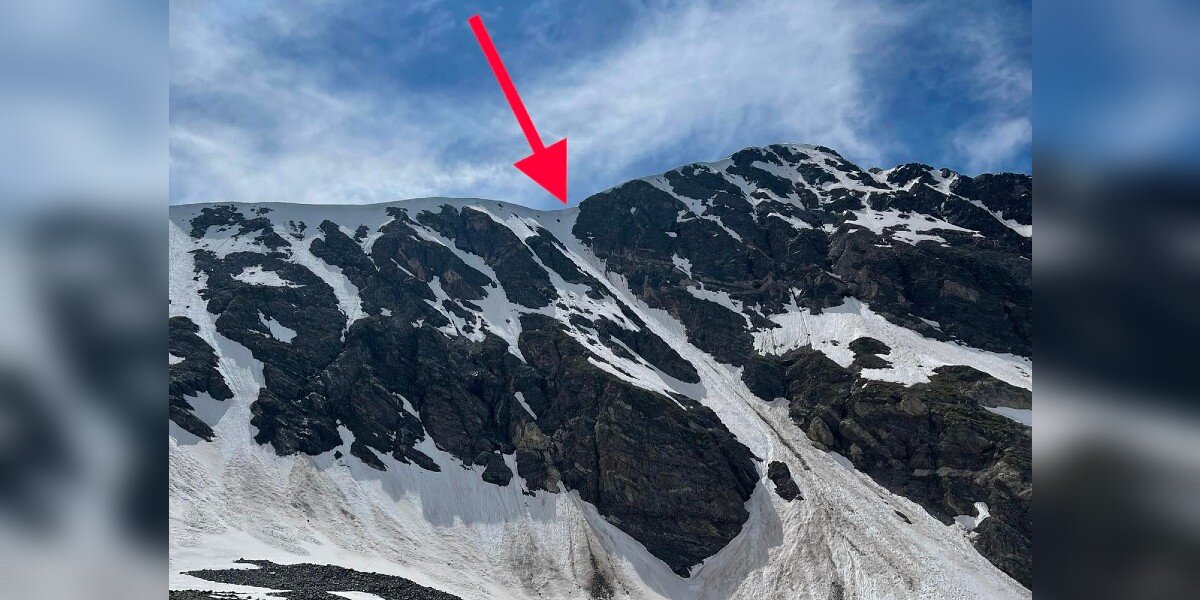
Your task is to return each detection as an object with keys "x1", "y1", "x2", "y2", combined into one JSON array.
[{"x1": 170, "y1": 142, "x2": 1032, "y2": 599}]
